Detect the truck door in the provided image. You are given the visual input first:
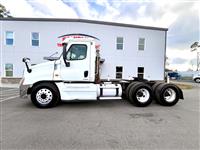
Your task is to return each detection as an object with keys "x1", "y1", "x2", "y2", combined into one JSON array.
[{"x1": 60, "y1": 42, "x2": 91, "y2": 81}]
